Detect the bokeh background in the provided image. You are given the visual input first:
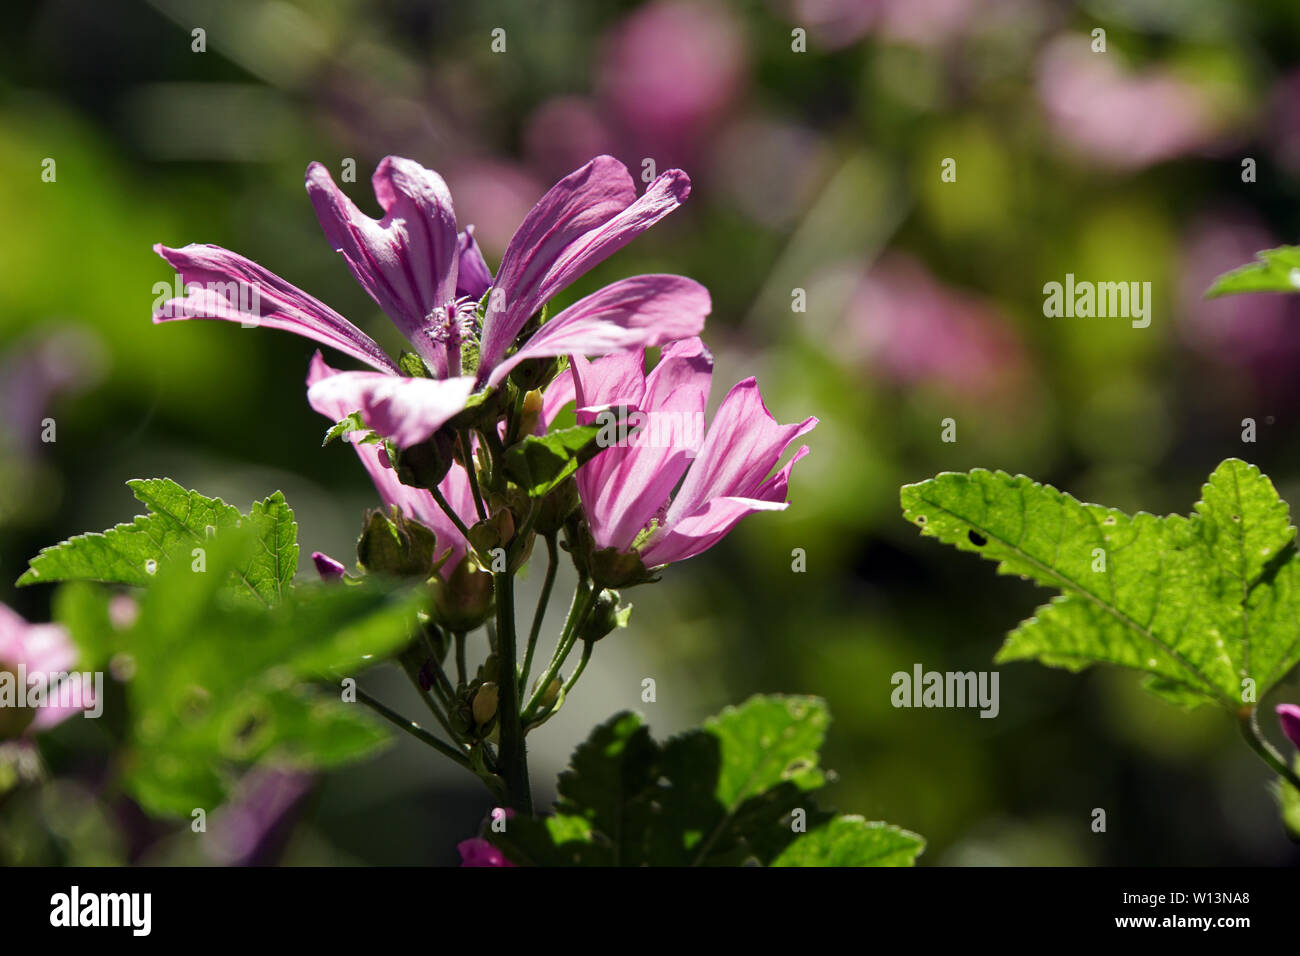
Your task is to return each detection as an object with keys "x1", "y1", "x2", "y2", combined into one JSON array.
[{"x1": 4, "y1": 0, "x2": 1300, "y2": 865}]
